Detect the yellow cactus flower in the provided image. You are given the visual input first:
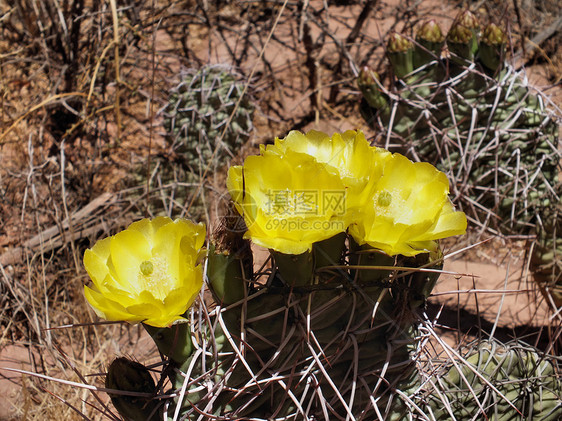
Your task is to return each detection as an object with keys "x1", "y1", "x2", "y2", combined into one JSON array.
[
  {"x1": 349, "y1": 153, "x2": 467, "y2": 256},
  {"x1": 265, "y1": 130, "x2": 389, "y2": 186},
  {"x1": 83, "y1": 217, "x2": 206, "y2": 327},
  {"x1": 263, "y1": 129, "x2": 391, "y2": 212},
  {"x1": 227, "y1": 149, "x2": 348, "y2": 255}
]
